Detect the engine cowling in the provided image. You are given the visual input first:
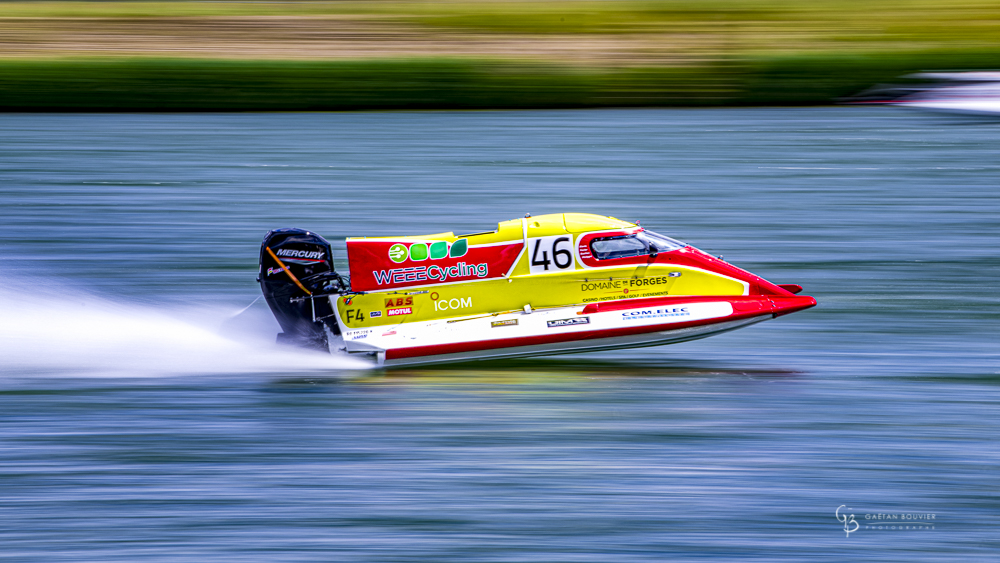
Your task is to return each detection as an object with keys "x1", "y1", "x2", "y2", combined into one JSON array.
[{"x1": 258, "y1": 228, "x2": 342, "y2": 351}]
